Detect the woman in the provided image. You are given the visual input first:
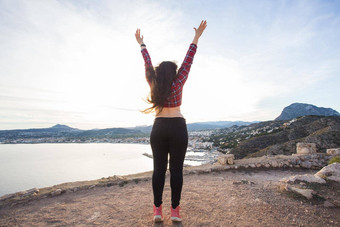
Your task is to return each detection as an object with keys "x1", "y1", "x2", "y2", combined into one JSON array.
[{"x1": 135, "y1": 20, "x2": 207, "y2": 223}]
